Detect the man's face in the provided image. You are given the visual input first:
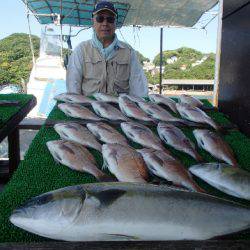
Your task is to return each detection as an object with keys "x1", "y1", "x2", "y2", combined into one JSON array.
[{"x1": 93, "y1": 10, "x2": 116, "y2": 41}]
